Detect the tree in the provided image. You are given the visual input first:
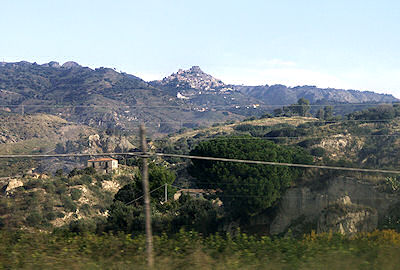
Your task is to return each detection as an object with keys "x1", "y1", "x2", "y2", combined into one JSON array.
[
  {"x1": 323, "y1": 106, "x2": 333, "y2": 120},
  {"x1": 290, "y1": 98, "x2": 310, "y2": 116},
  {"x1": 170, "y1": 194, "x2": 220, "y2": 235},
  {"x1": 188, "y1": 137, "x2": 313, "y2": 222},
  {"x1": 316, "y1": 108, "x2": 325, "y2": 120},
  {"x1": 114, "y1": 163, "x2": 176, "y2": 205},
  {"x1": 274, "y1": 98, "x2": 311, "y2": 117},
  {"x1": 106, "y1": 201, "x2": 143, "y2": 233}
]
